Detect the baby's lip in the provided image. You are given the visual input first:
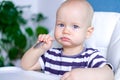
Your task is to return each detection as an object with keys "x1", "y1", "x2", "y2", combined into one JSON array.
[{"x1": 60, "y1": 37, "x2": 70, "y2": 41}]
